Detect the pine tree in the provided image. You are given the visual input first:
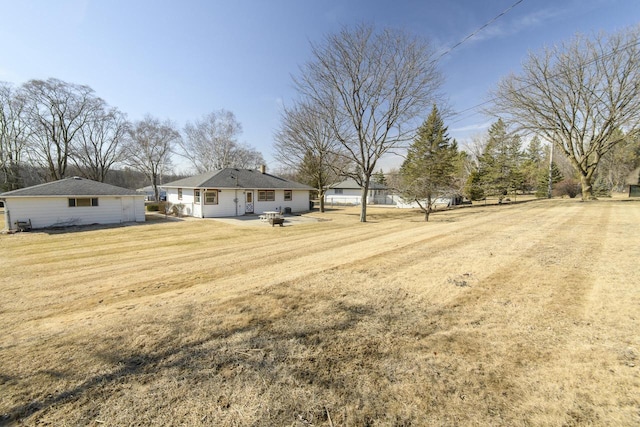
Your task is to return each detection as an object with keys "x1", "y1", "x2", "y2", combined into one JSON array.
[
  {"x1": 535, "y1": 161, "x2": 563, "y2": 198},
  {"x1": 399, "y1": 105, "x2": 458, "y2": 221},
  {"x1": 372, "y1": 169, "x2": 387, "y2": 186},
  {"x1": 465, "y1": 170, "x2": 485, "y2": 201},
  {"x1": 521, "y1": 136, "x2": 545, "y2": 193},
  {"x1": 476, "y1": 119, "x2": 523, "y2": 201}
]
